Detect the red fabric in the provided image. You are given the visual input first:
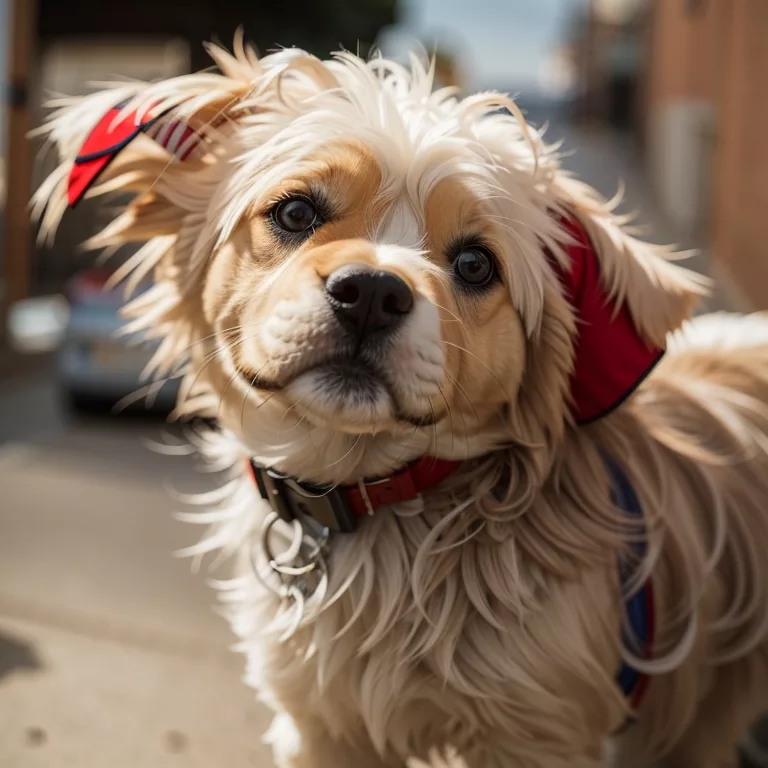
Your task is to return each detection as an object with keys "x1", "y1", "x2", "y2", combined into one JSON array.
[
  {"x1": 343, "y1": 457, "x2": 462, "y2": 516},
  {"x1": 143, "y1": 118, "x2": 200, "y2": 160},
  {"x1": 551, "y1": 215, "x2": 664, "y2": 424},
  {"x1": 67, "y1": 102, "x2": 167, "y2": 207}
]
